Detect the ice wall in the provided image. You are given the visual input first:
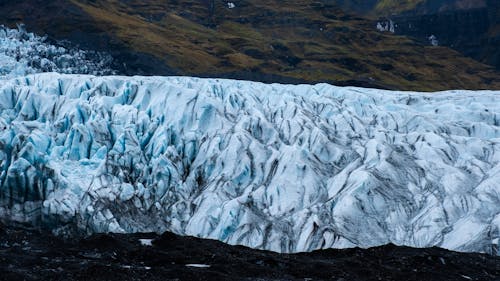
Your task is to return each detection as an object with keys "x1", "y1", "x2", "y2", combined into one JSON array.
[{"x1": 0, "y1": 73, "x2": 499, "y2": 254}]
